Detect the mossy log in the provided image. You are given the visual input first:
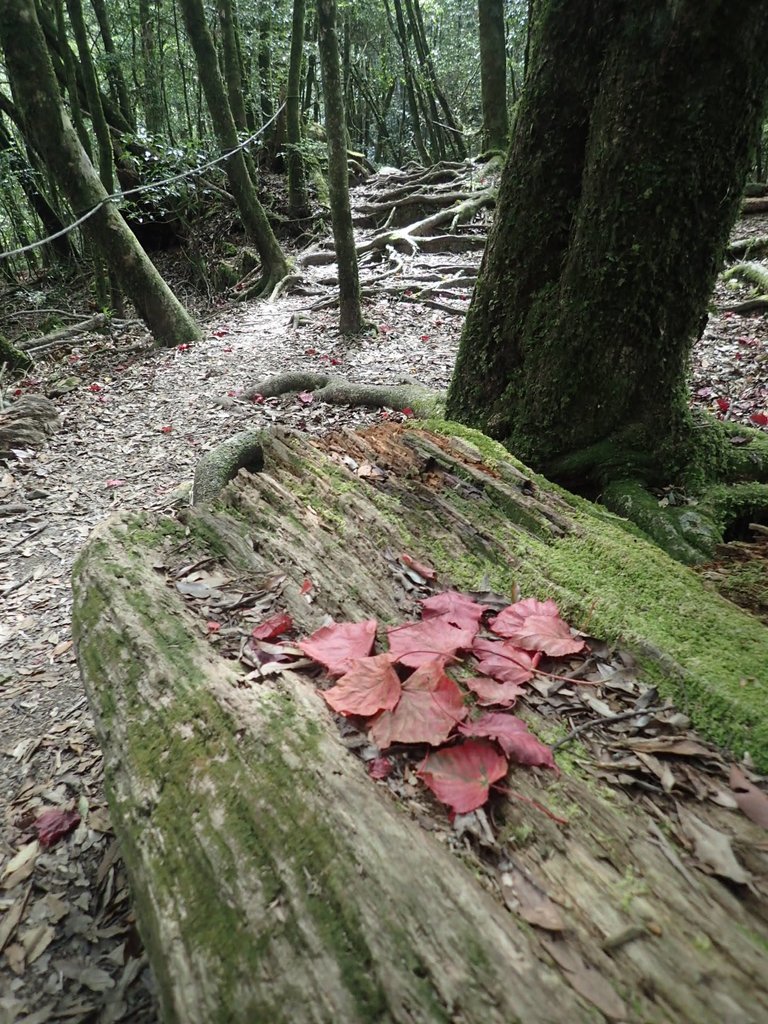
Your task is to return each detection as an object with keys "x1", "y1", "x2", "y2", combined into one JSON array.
[
  {"x1": 72, "y1": 424, "x2": 768, "y2": 1023},
  {"x1": 0, "y1": 395, "x2": 60, "y2": 456}
]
